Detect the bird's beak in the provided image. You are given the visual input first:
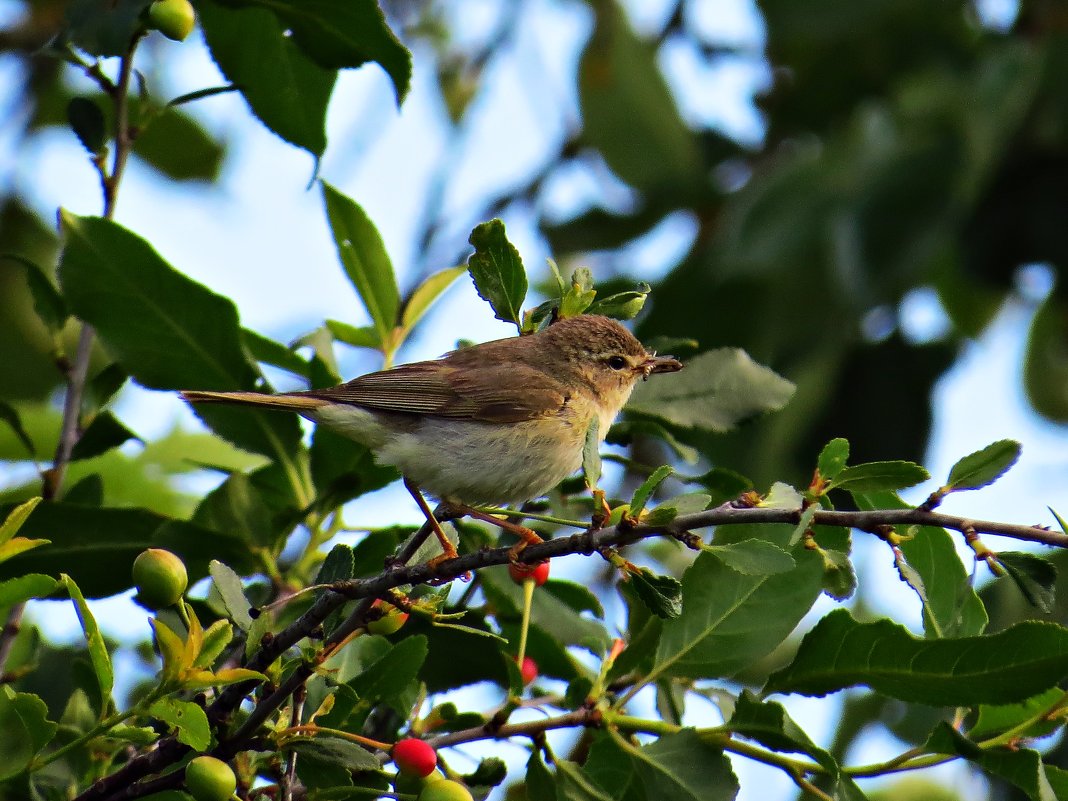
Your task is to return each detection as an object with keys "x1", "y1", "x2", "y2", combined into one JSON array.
[{"x1": 639, "y1": 354, "x2": 683, "y2": 380}]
